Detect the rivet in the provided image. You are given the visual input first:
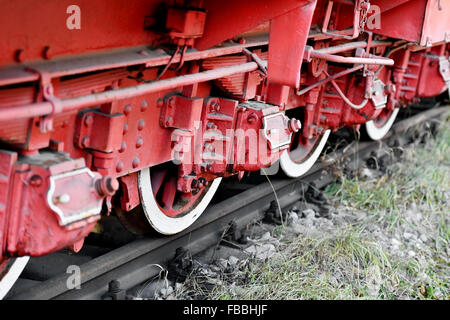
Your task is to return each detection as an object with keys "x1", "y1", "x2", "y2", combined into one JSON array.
[
  {"x1": 247, "y1": 113, "x2": 257, "y2": 124},
  {"x1": 136, "y1": 137, "x2": 144, "y2": 148},
  {"x1": 156, "y1": 98, "x2": 163, "y2": 108},
  {"x1": 123, "y1": 104, "x2": 132, "y2": 115},
  {"x1": 84, "y1": 115, "x2": 93, "y2": 127},
  {"x1": 141, "y1": 100, "x2": 148, "y2": 112},
  {"x1": 132, "y1": 157, "x2": 140, "y2": 168},
  {"x1": 168, "y1": 97, "x2": 176, "y2": 108},
  {"x1": 137, "y1": 119, "x2": 145, "y2": 131},
  {"x1": 29, "y1": 175, "x2": 43, "y2": 187},
  {"x1": 119, "y1": 141, "x2": 127, "y2": 153},
  {"x1": 123, "y1": 123, "x2": 129, "y2": 134},
  {"x1": 81, "y1": 136, "x2": 90, "y2": 148},
  {"x1": 116, "y1": 161, "x2": 124, "y2": 172}
]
